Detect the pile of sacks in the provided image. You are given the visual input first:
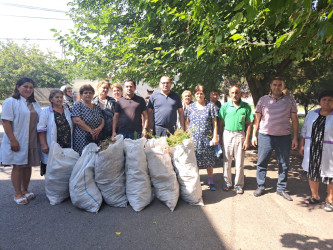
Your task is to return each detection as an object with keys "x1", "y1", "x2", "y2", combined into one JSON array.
[{"x1": 45, "y1": 135, "x2": 203, "y2": 213}]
